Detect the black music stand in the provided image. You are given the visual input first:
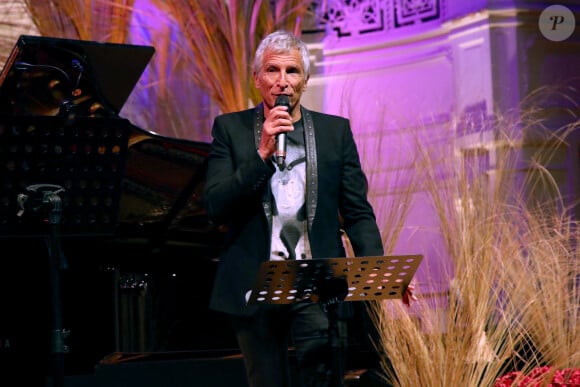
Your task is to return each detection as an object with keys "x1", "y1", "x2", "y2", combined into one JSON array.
[
  {"x1": 248, "y1": 255, "x2": 423, "y2": 387},
  {"x1": 0, "y1": 115, "x2": 131, "y2": 387}
]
